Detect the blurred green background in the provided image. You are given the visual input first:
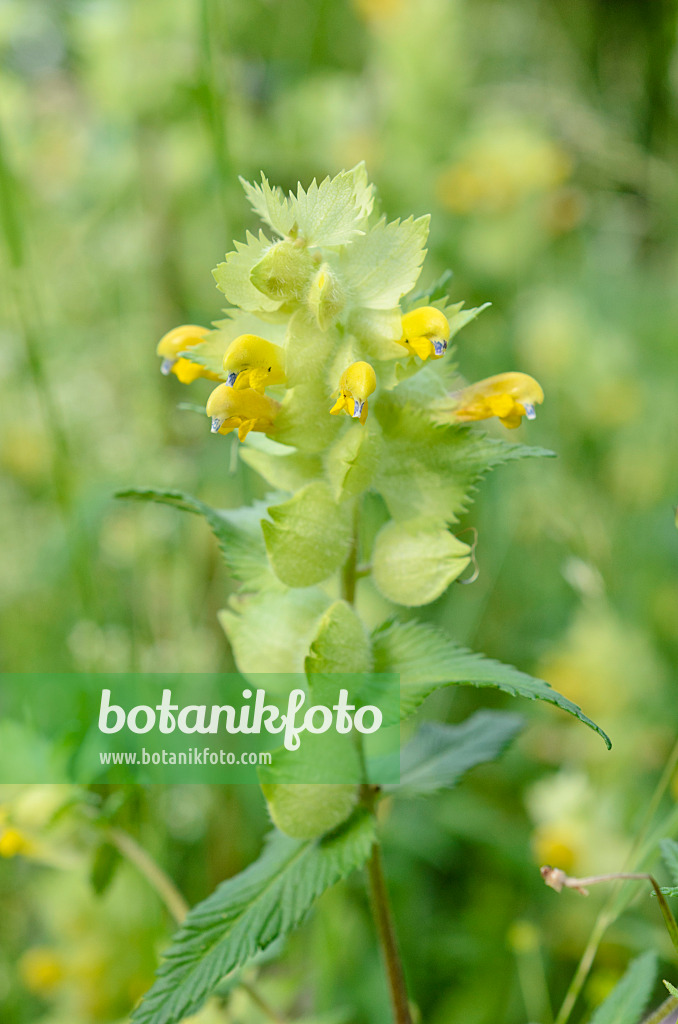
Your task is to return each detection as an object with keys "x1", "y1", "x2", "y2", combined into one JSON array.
[{"x1": 1, "y1": 0, "x2": 678, "y2": 1021}]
